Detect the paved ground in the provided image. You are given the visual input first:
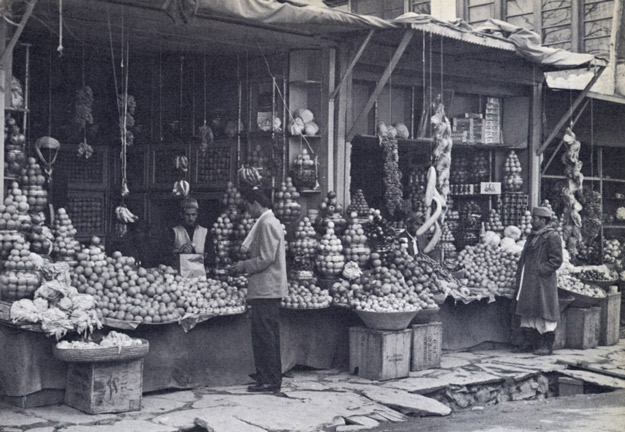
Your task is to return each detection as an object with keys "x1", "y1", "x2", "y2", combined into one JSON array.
[{"x1": 1, "y1": 340, "x2": 625, "y2": 432}]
